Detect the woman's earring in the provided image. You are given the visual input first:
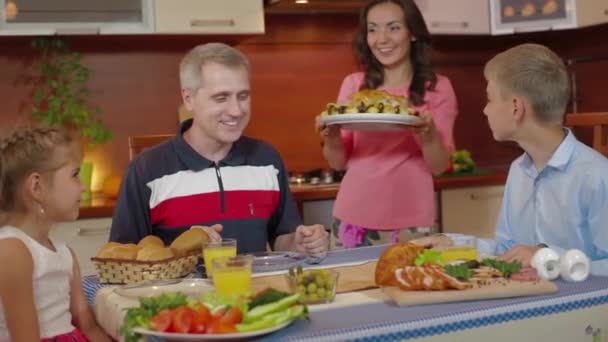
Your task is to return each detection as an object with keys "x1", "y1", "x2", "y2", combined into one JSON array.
[{"x1": 39, "y1": 205, "x2": 45, "y2": 216}]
